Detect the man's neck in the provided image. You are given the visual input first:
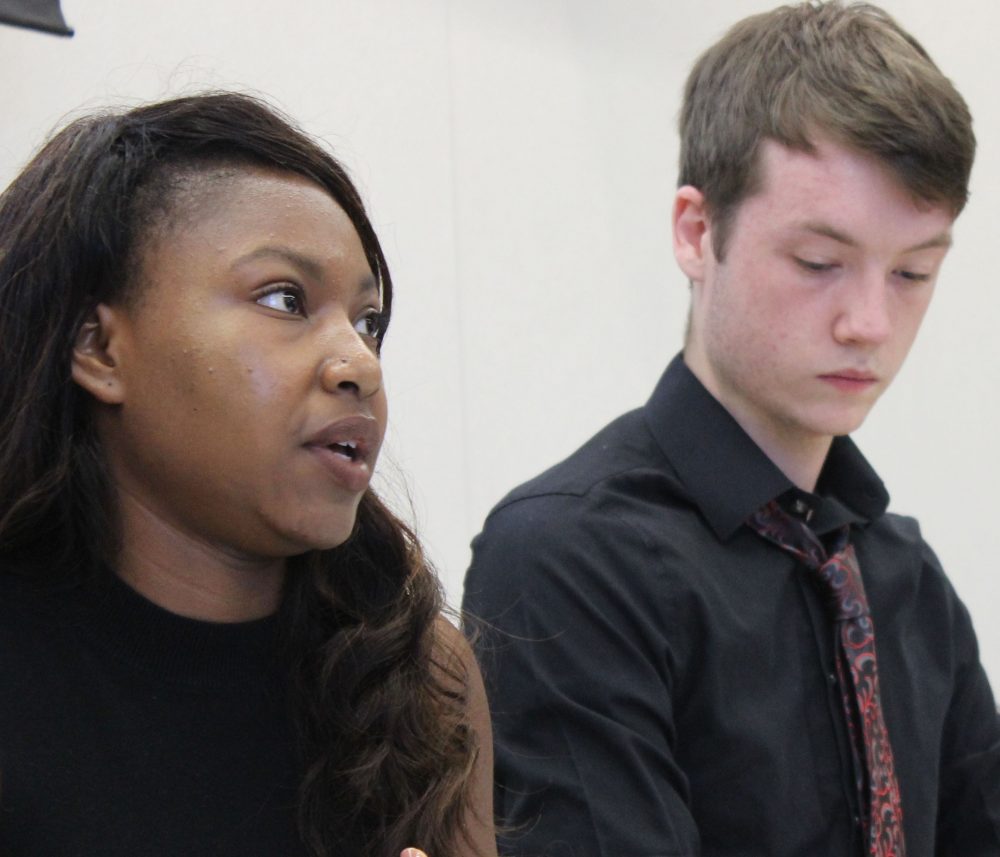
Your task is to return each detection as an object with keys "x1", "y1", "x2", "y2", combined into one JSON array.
[
  {"x1": 748, "y1": 428, "x2": 832, "y2": 493},
  {"x1": 683, "y1": 354, "x2": 833, "y2": 492}
]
